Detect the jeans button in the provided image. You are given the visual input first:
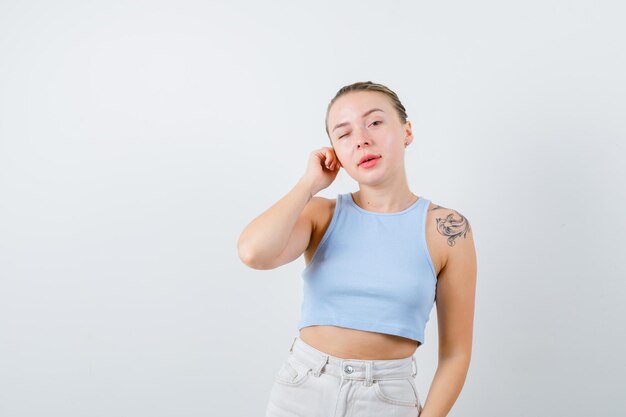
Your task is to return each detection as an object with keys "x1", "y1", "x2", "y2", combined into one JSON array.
[{"x1": 344, "y1": 365, "x2": 354, "y2": 374}]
